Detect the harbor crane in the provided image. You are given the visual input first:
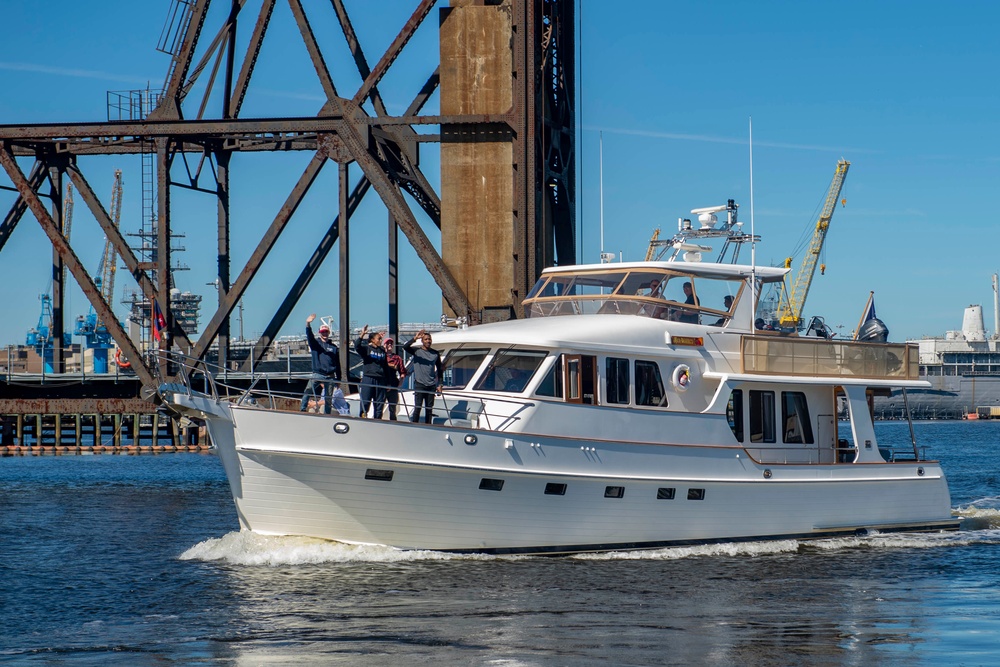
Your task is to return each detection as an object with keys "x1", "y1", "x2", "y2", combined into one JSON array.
[{"x1": 775, "y1": 159, "x2": 850, "y2": 330}]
